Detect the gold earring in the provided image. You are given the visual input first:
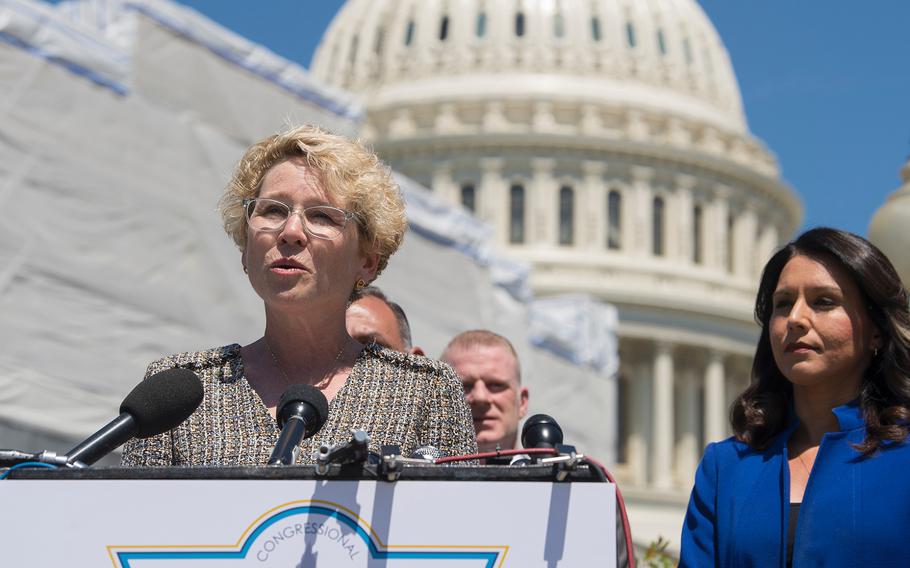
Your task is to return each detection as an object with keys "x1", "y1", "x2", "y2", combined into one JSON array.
[{"x1": 355, "y1": 279, "x2": 366, "y2": 290}]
